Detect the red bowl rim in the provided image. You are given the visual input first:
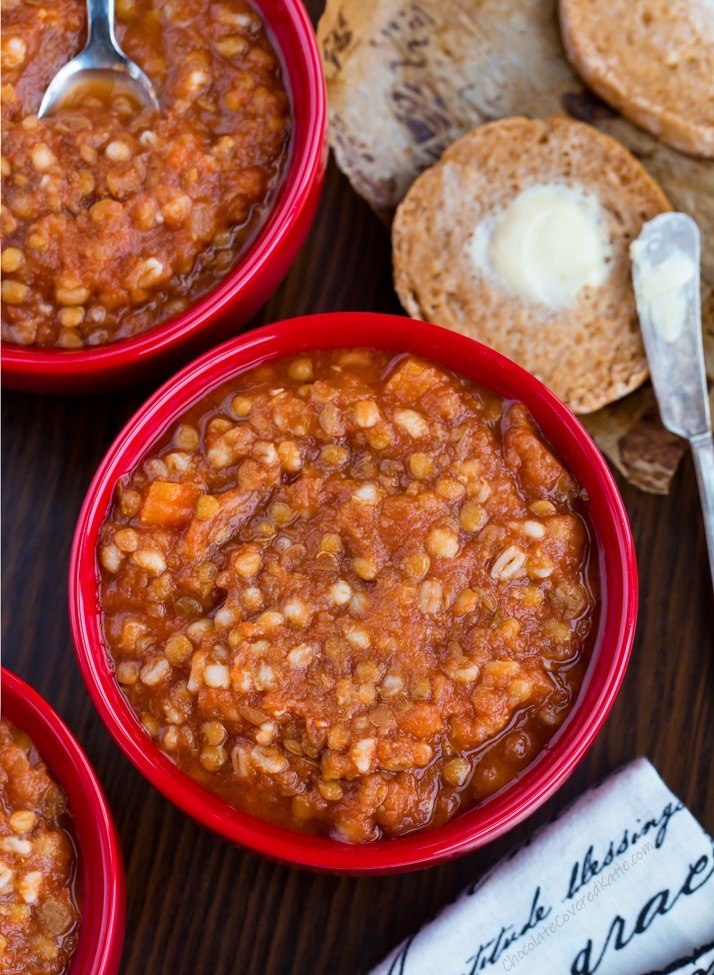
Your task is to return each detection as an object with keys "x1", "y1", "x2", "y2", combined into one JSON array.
[
  {"x1": 1, "y1": 0, "x2": 326, "y2": 383},
  {"x1": 1, "y1": 667, "x2": 125, "y2": 974},
  {"x1": 69, "y1": 312, "x2": 638, "y2": 874}
]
